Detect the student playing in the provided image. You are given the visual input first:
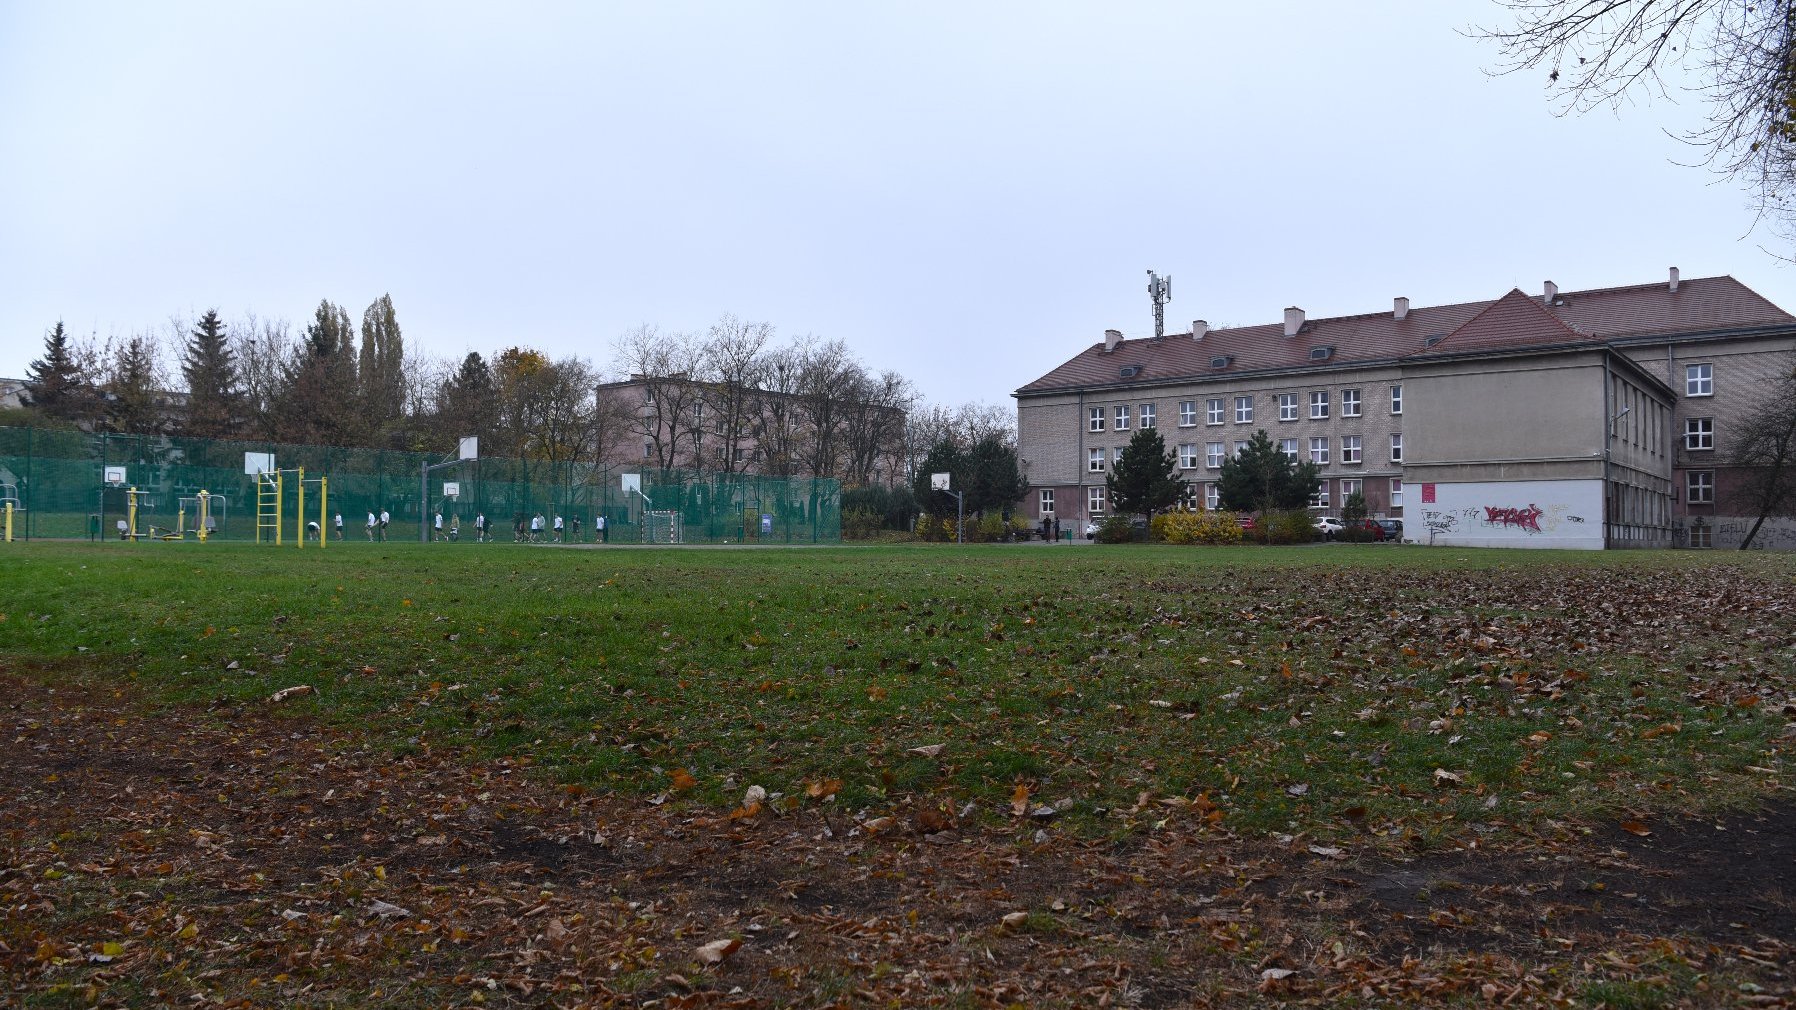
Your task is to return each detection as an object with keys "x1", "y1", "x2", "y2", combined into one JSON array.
[
  {"x1": 553, "y1": 514, "x2": 564, "y2": 543},
  {"x1": 379, "y1": 509, "x2": 390, "y2": 541},
  {"x1": 366, "y1": 511, "x2": 377, "y2": 540},
  {"x1": 333, "y1": 512, "x2": 344, "y2": 540}
]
